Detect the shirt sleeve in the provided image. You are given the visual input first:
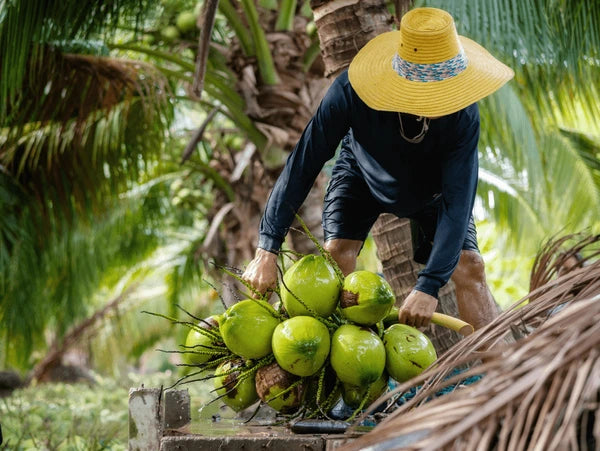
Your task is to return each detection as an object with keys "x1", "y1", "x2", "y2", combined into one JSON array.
[
  {"x1": 258, "y1": 73, "x2": 353, "y2": 253},
  {"x1": 414, "y1": 105, "x2": 480, "y2": 298}
]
